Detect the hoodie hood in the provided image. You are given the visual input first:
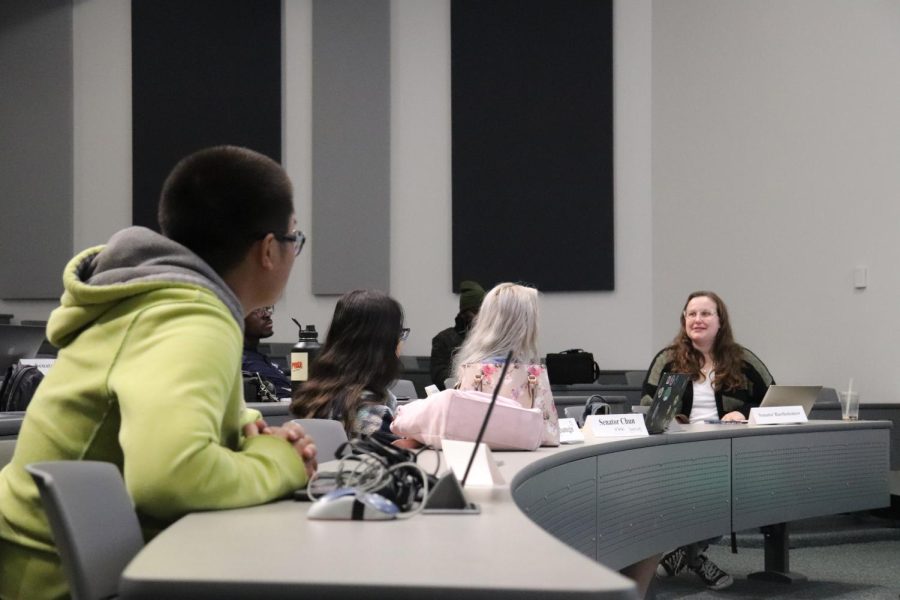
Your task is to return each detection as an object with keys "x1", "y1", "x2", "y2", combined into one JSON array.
[{"x1": 47, "y1": 226, "x2": 244, "y2": 348}]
